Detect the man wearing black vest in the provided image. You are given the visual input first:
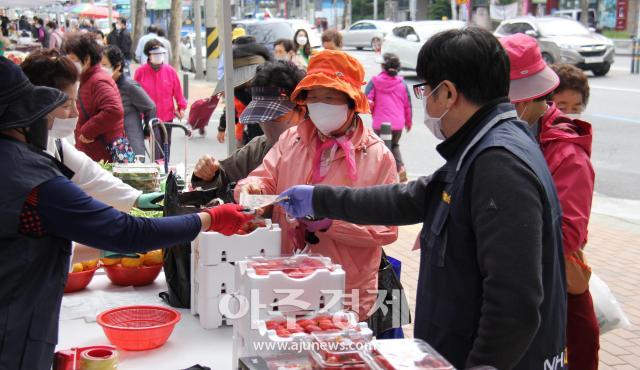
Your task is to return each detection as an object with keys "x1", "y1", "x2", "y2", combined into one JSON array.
[{"x1": 278, "y1": 27, "x2": 567, "y2": 370}]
